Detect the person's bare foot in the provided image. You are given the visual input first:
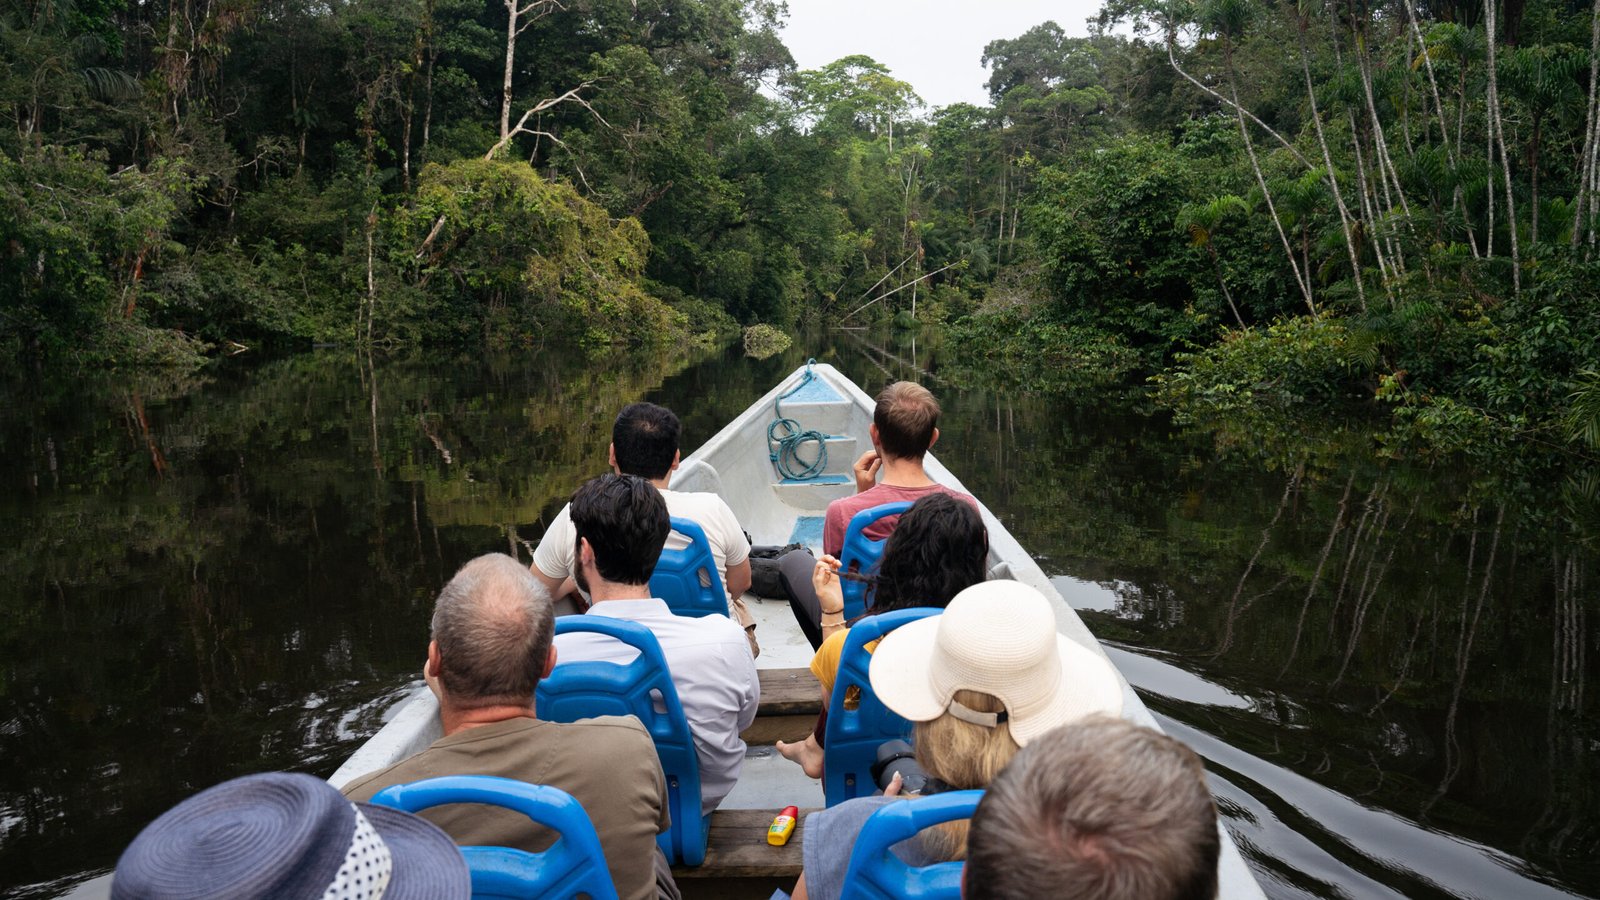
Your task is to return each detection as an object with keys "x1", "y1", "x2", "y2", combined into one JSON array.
[{"x1": 775, "y1": 733, "x2": 825, "y2": 779}]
